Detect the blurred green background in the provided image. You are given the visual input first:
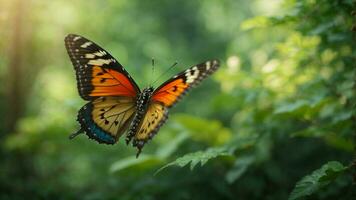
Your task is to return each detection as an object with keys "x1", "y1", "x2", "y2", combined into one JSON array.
[{"x1": 0, "y1": 0, "x2": 355, "y2": 199}]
